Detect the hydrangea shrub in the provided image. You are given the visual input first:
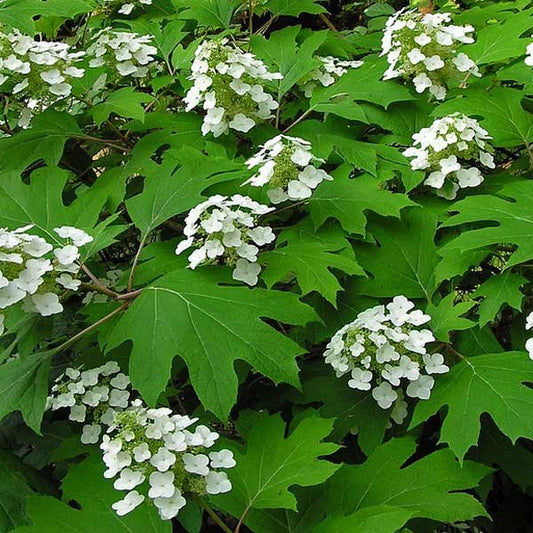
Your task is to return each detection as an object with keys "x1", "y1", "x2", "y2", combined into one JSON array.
[{"x1": 0, "y1": 1, "x2": 532, "y2": 532}]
